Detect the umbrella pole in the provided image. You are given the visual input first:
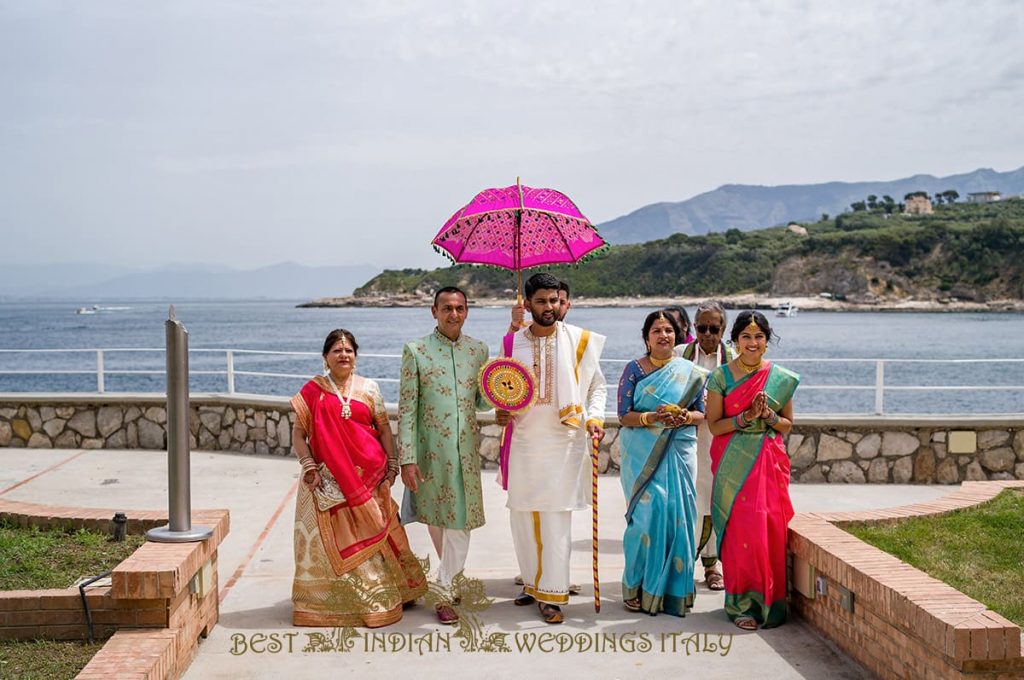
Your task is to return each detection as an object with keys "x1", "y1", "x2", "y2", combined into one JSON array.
[{"x1": 515, "y1": 180, "x2": 525, "y2": 325}]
